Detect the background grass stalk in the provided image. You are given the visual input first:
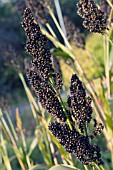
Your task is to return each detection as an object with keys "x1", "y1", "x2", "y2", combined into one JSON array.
[
  {"x1": 47, "y1": 6, "x2": 72, "y2": 49},
  {"x1": 104, "y1": 36, "x2": 111, "y2": 98},
  {"x1": 53, "y1": 0, "x2": 67, "y2": 36},
  {"x1": 0, "y1": 110, "x2": 26, "y2": 170}
]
